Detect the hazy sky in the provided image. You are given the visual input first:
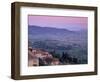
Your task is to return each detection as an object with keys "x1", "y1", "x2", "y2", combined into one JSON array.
[{"x1": 28, "y1": 15, "x2": 88, "y2": 31}]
